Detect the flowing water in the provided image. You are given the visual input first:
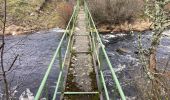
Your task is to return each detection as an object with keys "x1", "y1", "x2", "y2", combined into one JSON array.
[
  {"x1": 0, "y1": 28, "x2": 170, "y2": 99},
  {"x1": 101, "y1": 30, "x2": 170, "y2": 99},
  {"x1": 0, "y1": 28, "x2": 65, "y2": 99}
]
